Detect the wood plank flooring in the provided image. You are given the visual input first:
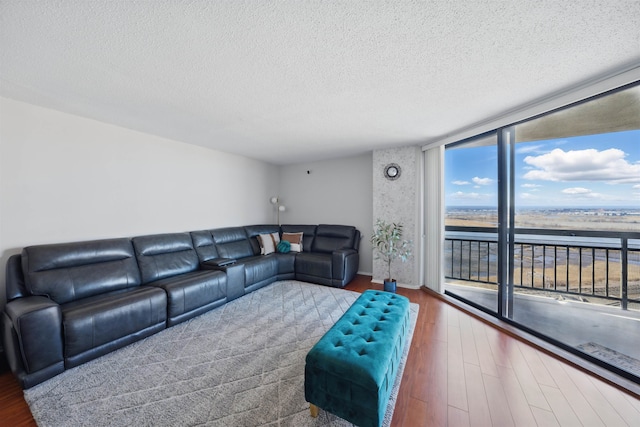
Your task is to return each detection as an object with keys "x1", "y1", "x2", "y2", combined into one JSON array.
[
  {"x1": 347, "y1": 276, "x2": 640, "y2": 427},
  {"x1": 0, "y1": 275, "x2": 638, "y2": 426}
]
